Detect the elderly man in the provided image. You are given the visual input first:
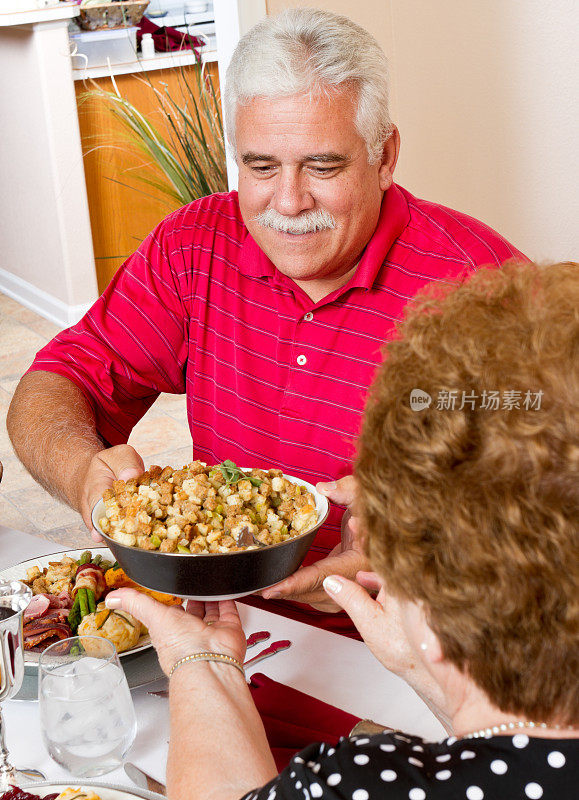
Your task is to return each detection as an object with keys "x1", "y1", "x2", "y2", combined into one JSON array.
[{"x1": 7, "y1": 8, "x2": 525, "y2": 635}]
